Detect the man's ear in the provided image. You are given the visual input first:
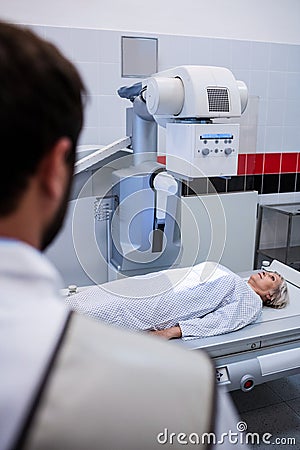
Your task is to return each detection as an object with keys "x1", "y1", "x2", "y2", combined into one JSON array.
[{"x1": 38, "y1": 137, "x2": 72, "y2": 199}]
